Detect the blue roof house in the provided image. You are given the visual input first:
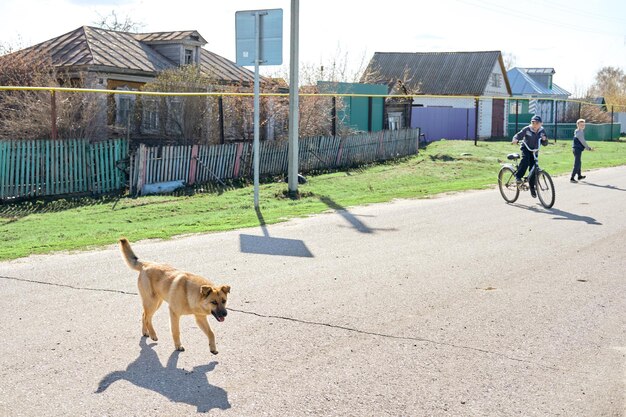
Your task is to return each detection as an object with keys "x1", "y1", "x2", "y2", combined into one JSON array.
[{"x1": 507, "y1": 67, "x2": 570, "y2": 123}]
